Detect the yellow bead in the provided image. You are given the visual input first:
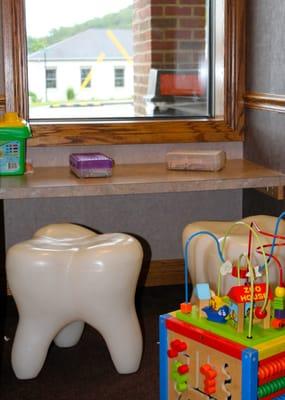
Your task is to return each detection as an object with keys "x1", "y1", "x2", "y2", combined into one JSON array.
[{"x1": 275, "y1": 286, "x2": 285, "y2": 298}]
